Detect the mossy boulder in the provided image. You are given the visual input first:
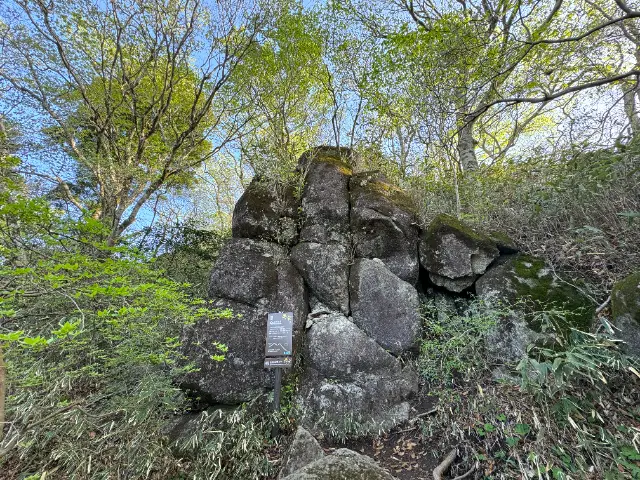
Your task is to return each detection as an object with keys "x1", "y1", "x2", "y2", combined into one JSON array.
[
  {"x1": 232, "y1": 177, "x2": 299, "y2": 246},
  {"x1": 419, "y1": 214, "x2": 499, "y2": 292},
  {"x1": 350, "y1": 171, "x2": 420, "y2": 284},
  {"x1": 281, "y1": 448, "x2": 396, "y2": 480},
  {"x1": 476, "y1": 254, "x2": 595, "y2": 365},
  {"x1": 611, "y1": 271, "x2": 640, "y2": 356},
  {"x1": 476, "y1": 254, "x2": 595, "y2": 333},
  {"x1": 297, "y1": 146, "x2": 354, "y2": 175}
]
